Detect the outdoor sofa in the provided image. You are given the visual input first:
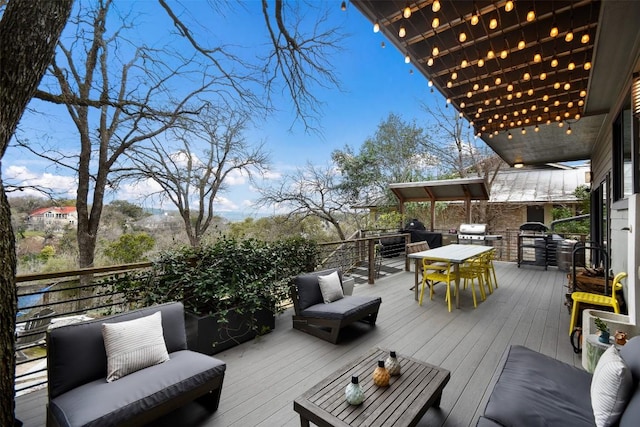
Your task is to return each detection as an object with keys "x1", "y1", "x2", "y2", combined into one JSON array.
[
  {"x1": 291, "y1": 268, "x2": 381, "y2": 344},
  {"x1": 477, "y1": 337, "x2": 640, "y2": 426},
  {"x1": 46, "y1": 302, "x2": 226, "y2": 427}
]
